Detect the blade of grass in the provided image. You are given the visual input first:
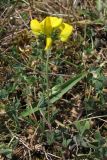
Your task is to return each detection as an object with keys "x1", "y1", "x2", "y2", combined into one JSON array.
[{"x1": 49, "y1": 72, "x2": 87, "y2": 103}]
